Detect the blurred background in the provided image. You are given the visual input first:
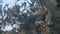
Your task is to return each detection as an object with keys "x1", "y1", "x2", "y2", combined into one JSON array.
[{"x1": 0, "y1": 0, "x2": 60, "y2": 34}]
